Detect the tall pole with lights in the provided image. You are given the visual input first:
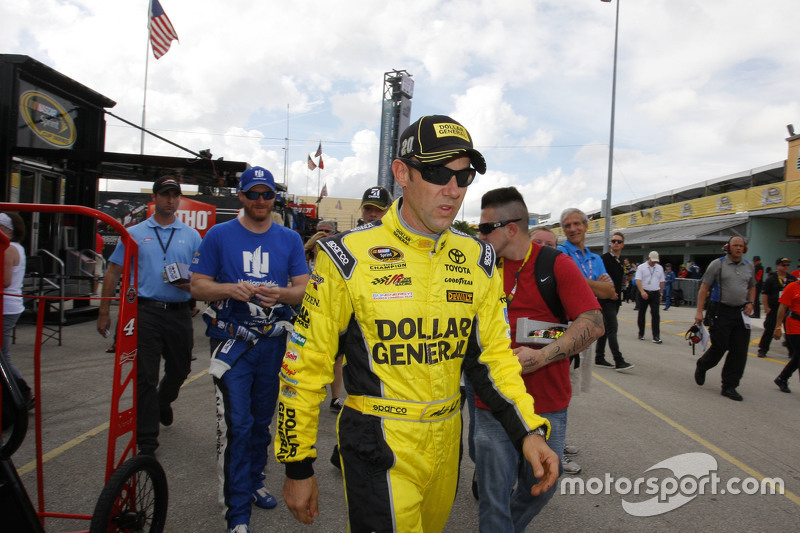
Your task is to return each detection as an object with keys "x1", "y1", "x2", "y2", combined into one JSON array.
[{"x1": 601, "y1": 0, "x2": 619, "y2": 254}]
